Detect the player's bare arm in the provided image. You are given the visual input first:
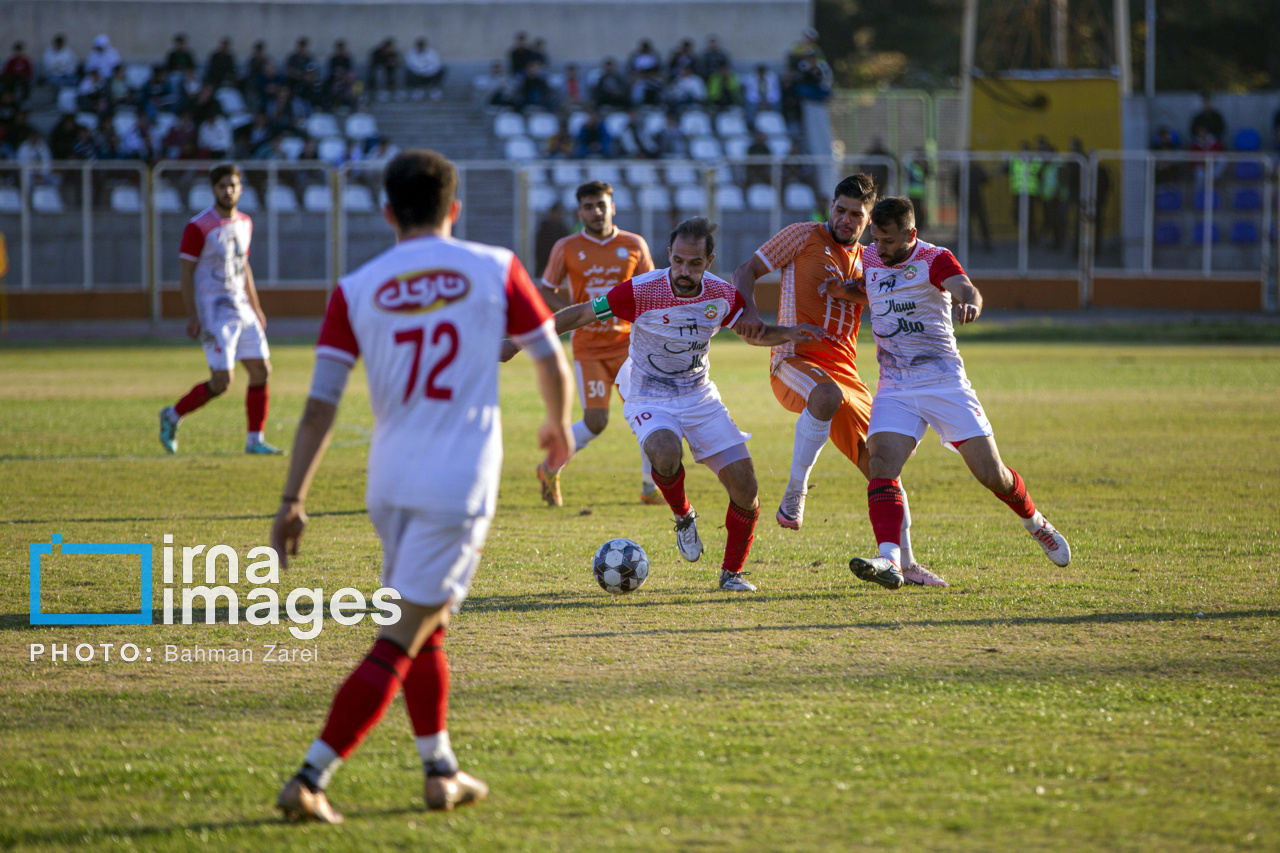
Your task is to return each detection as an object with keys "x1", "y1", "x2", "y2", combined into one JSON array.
[
  {"x1": 734, "y1": 321, "x2": 829, "y2": 347},
  {"x1": 530, "y1": 344, "x2": 575, "y2": 474},
  {"x1": 817, "y1": 273, "x2": 869, "y2": 304},
  {"x1": 271, "y1": 396, "x2": 338, "y2": 567},
  {"x1": 942, "y1": 274, "x2": 982, "y2": 325},
  {"x1": 539, "y1": 282, "x2": 571, "y2": 312},
  {"x1": 730, "y1": 253, "x2": 771, "y2": 339},
  {"x1": 499, "y1": 301, "x2": 594, "y2": 362},
  {"x1": 244, "y1": 261, "x2": 267, "y2": 330},
  {"x1": 179, "y1": 258, "x2": 200, "y2": 339}
]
